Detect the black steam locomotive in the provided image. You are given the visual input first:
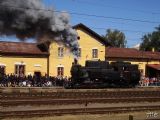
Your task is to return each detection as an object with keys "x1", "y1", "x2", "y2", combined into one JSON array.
[{"x1": 67, "y1": 60, "x2": 140, "y2": 88}]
